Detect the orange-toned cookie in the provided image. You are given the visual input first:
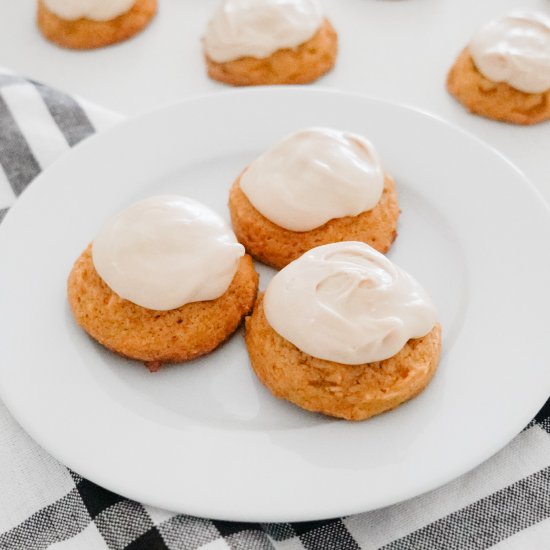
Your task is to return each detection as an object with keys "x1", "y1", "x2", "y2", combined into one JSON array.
[
  {"x1": 68, "y1": 245, "x2": 258, "y2": 371},
  {"x1": 206, "y1": 19, "x2": 337, "y2": 86},
  {"x1": 37, "y1": 0, "x2": 157, "y2": 50},
  {"x1": 447, "y1": 48, "x2": 550, "y2": 125},
  {"x1": 229, "y1": 174, "x2": 399, "y2": 270},
  {"x1": 245, "y1": 293, "x2": 441, "y2": 421}
]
